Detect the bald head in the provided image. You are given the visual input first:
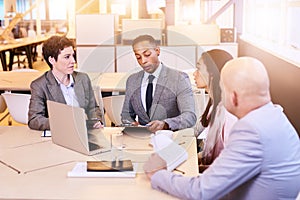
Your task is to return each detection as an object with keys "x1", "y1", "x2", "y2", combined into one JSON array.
[{"x1": 221, "y1": 57, "x2": 271, "y2": 118}]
